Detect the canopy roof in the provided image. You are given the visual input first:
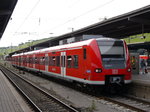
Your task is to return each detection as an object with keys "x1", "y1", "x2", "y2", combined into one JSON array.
[{"x1": 0, "y1": 0, "x2": 18, "y2": 39}]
